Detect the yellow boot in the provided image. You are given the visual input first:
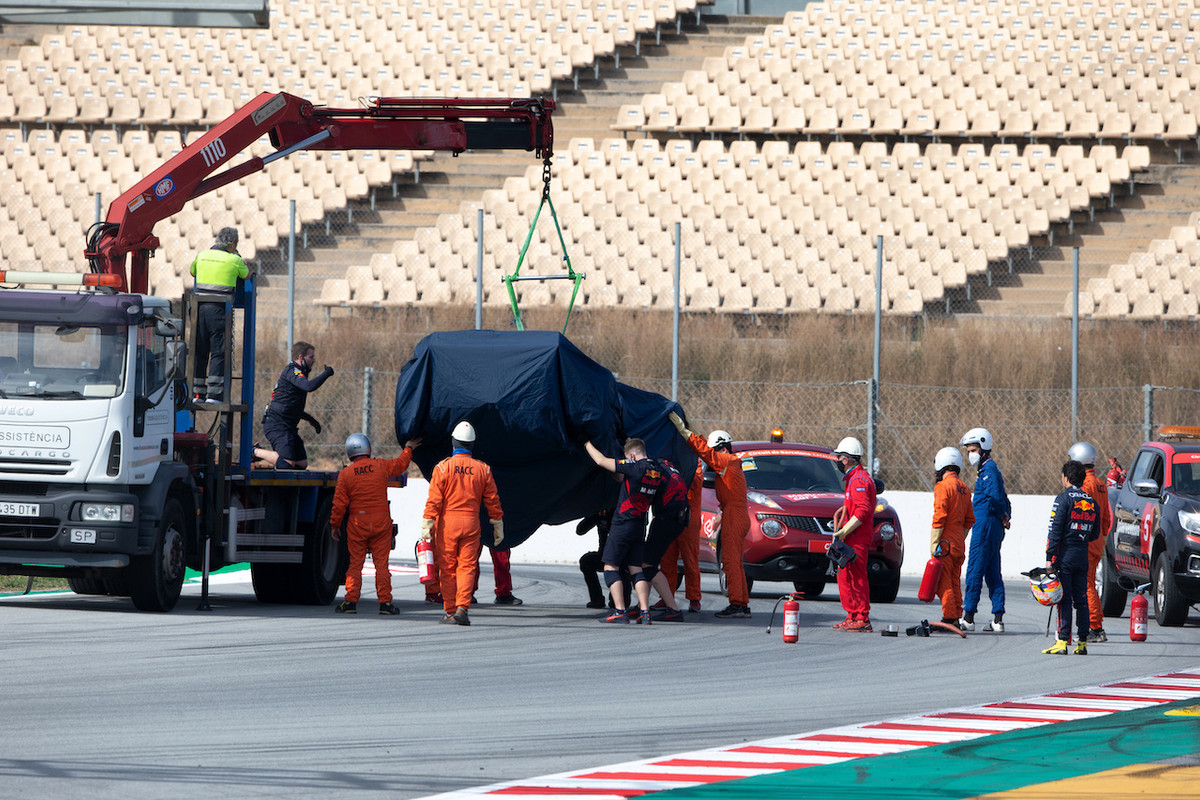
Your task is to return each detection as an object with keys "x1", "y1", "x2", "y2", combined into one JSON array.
[
  {"x1": 1042, "y1": 639, "x2": 1069, "y2": 655},
  {"x1": 1073, "y1": 641, "x2": 1088, "y2": 655}
]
